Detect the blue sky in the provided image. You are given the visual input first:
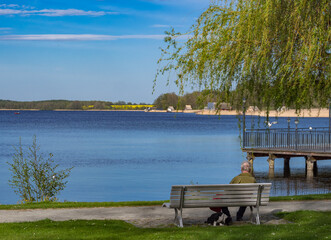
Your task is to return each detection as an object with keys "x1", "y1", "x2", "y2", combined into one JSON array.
[{"x1": 0, "y1": 0, "x2": 211, "y2": 103}]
